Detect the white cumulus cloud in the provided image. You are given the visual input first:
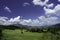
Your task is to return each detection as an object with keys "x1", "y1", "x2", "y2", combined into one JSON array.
[
  {"x1": 0, "y1": 16, "x2": 59, "y2": 26},
  {"x1": 44, "y1": 4, "x2": 60, "y2": 16},
  {"x1": 32, "y1": 0, "x2": 49, "y2": 6},
  {"x1": 46, "y1": 3, "x2": 54, "y2": 8},
  {"x1": 38, "y1": 16, "x2": 59, "y2": 26},
  {"x1": 4, "y1": 6, "x2": 11, "y2": 13},
  {"x1": 58, "y1": 0, "x2": 60, "y2": 2},
  {"x1": 32, "y1": 0, "x2": 54, "y2": 8},
  {"x1": 23, "y1": 2, "x2": 30, "y2": 6}
]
